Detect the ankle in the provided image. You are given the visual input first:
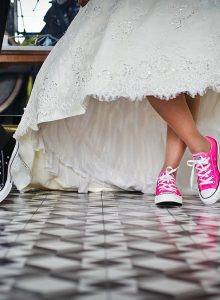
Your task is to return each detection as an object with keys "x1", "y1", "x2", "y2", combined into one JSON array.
[{"x1": 190, "y1": 137, "x2": 211, "y2": 154}]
